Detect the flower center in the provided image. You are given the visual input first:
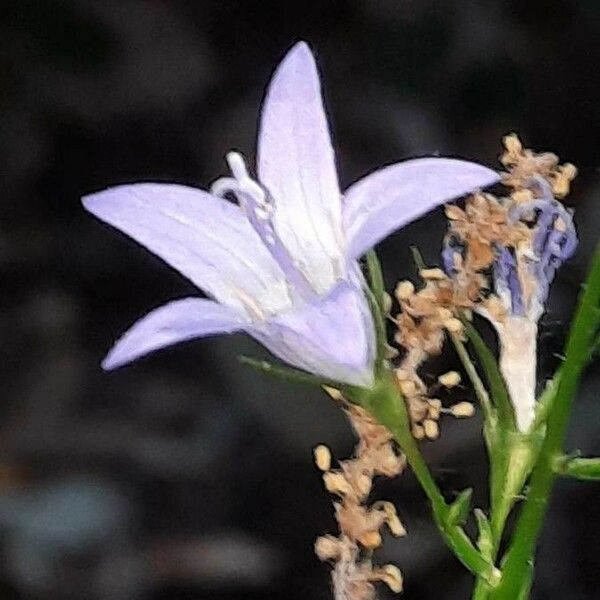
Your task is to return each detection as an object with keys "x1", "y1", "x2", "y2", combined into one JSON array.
[{"x1": 211, "y1": 152, "x2": 317, "y2": 303}]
